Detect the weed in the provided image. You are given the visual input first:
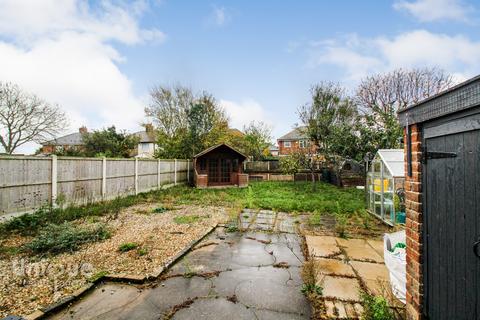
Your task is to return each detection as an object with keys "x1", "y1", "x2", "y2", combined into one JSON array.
[
  {"x1": 360, "y1": 291, "x2": 395, "y2": 320},
  {"x1": 225, "y1": 224, "x2": 238, "y2": 233},
  {"x1": 89, "y1": 270, "x2": 108, "y2": 282},
  {"x1": 24, "y1": 222, "x2": 110, "y2": 255},
  {"x1": 301, "y1": 283, "x2": 323, "y2": 295},
  {"x1": 173, "y1": 215, "x2": 201, "y2": 224},
  {"x1": 152, "y1": 207, "x2": 167, "y2": 214},
  {"x1": 137, "y1": 248, "x2": 148, "y2": 256},
  {"x1": 308, "y1": 210, "x2": 323, "y2": 226},
  {"x1": 242, "y1": 215, "x2": 249, "y2": 219},
  {"x1": 118, "y1": 242, "x2": 138, "y2": 252}
]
